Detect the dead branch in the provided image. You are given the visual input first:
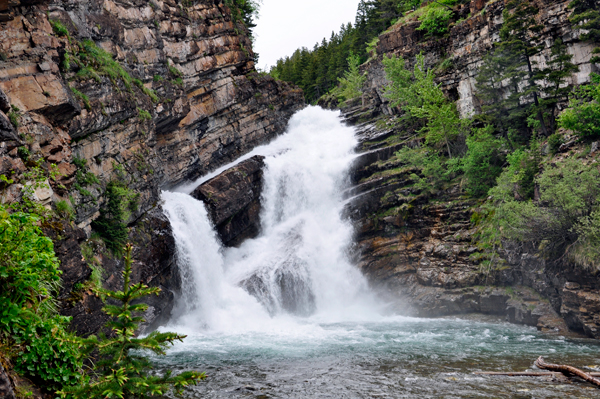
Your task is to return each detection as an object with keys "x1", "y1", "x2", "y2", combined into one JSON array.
[
  {"x1": 475, "y1": 371, "x2": 600, "y2": 377},
  {"x1": 535, "y1": 356, "x2": 600, "y2": 388}
]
